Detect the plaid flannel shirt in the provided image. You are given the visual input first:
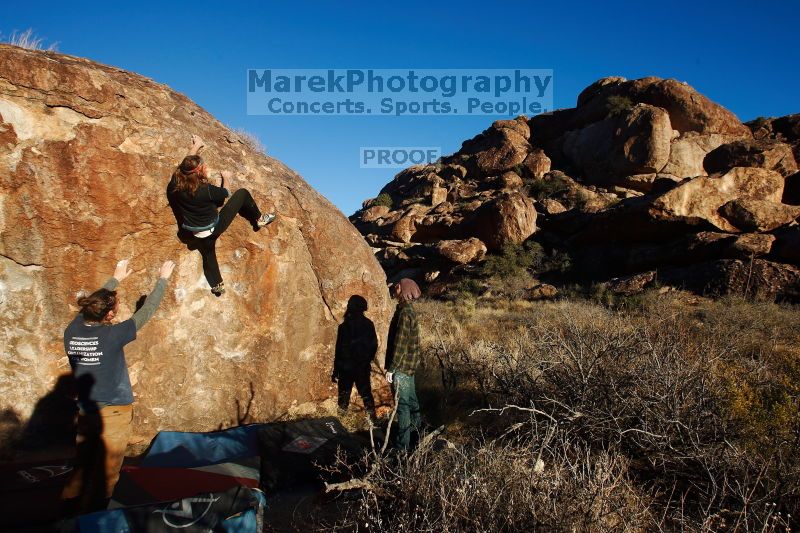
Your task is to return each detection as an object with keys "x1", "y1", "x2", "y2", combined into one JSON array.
[{"x1": 388, "y1": 302, "x2": 421, "y2": 375}]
